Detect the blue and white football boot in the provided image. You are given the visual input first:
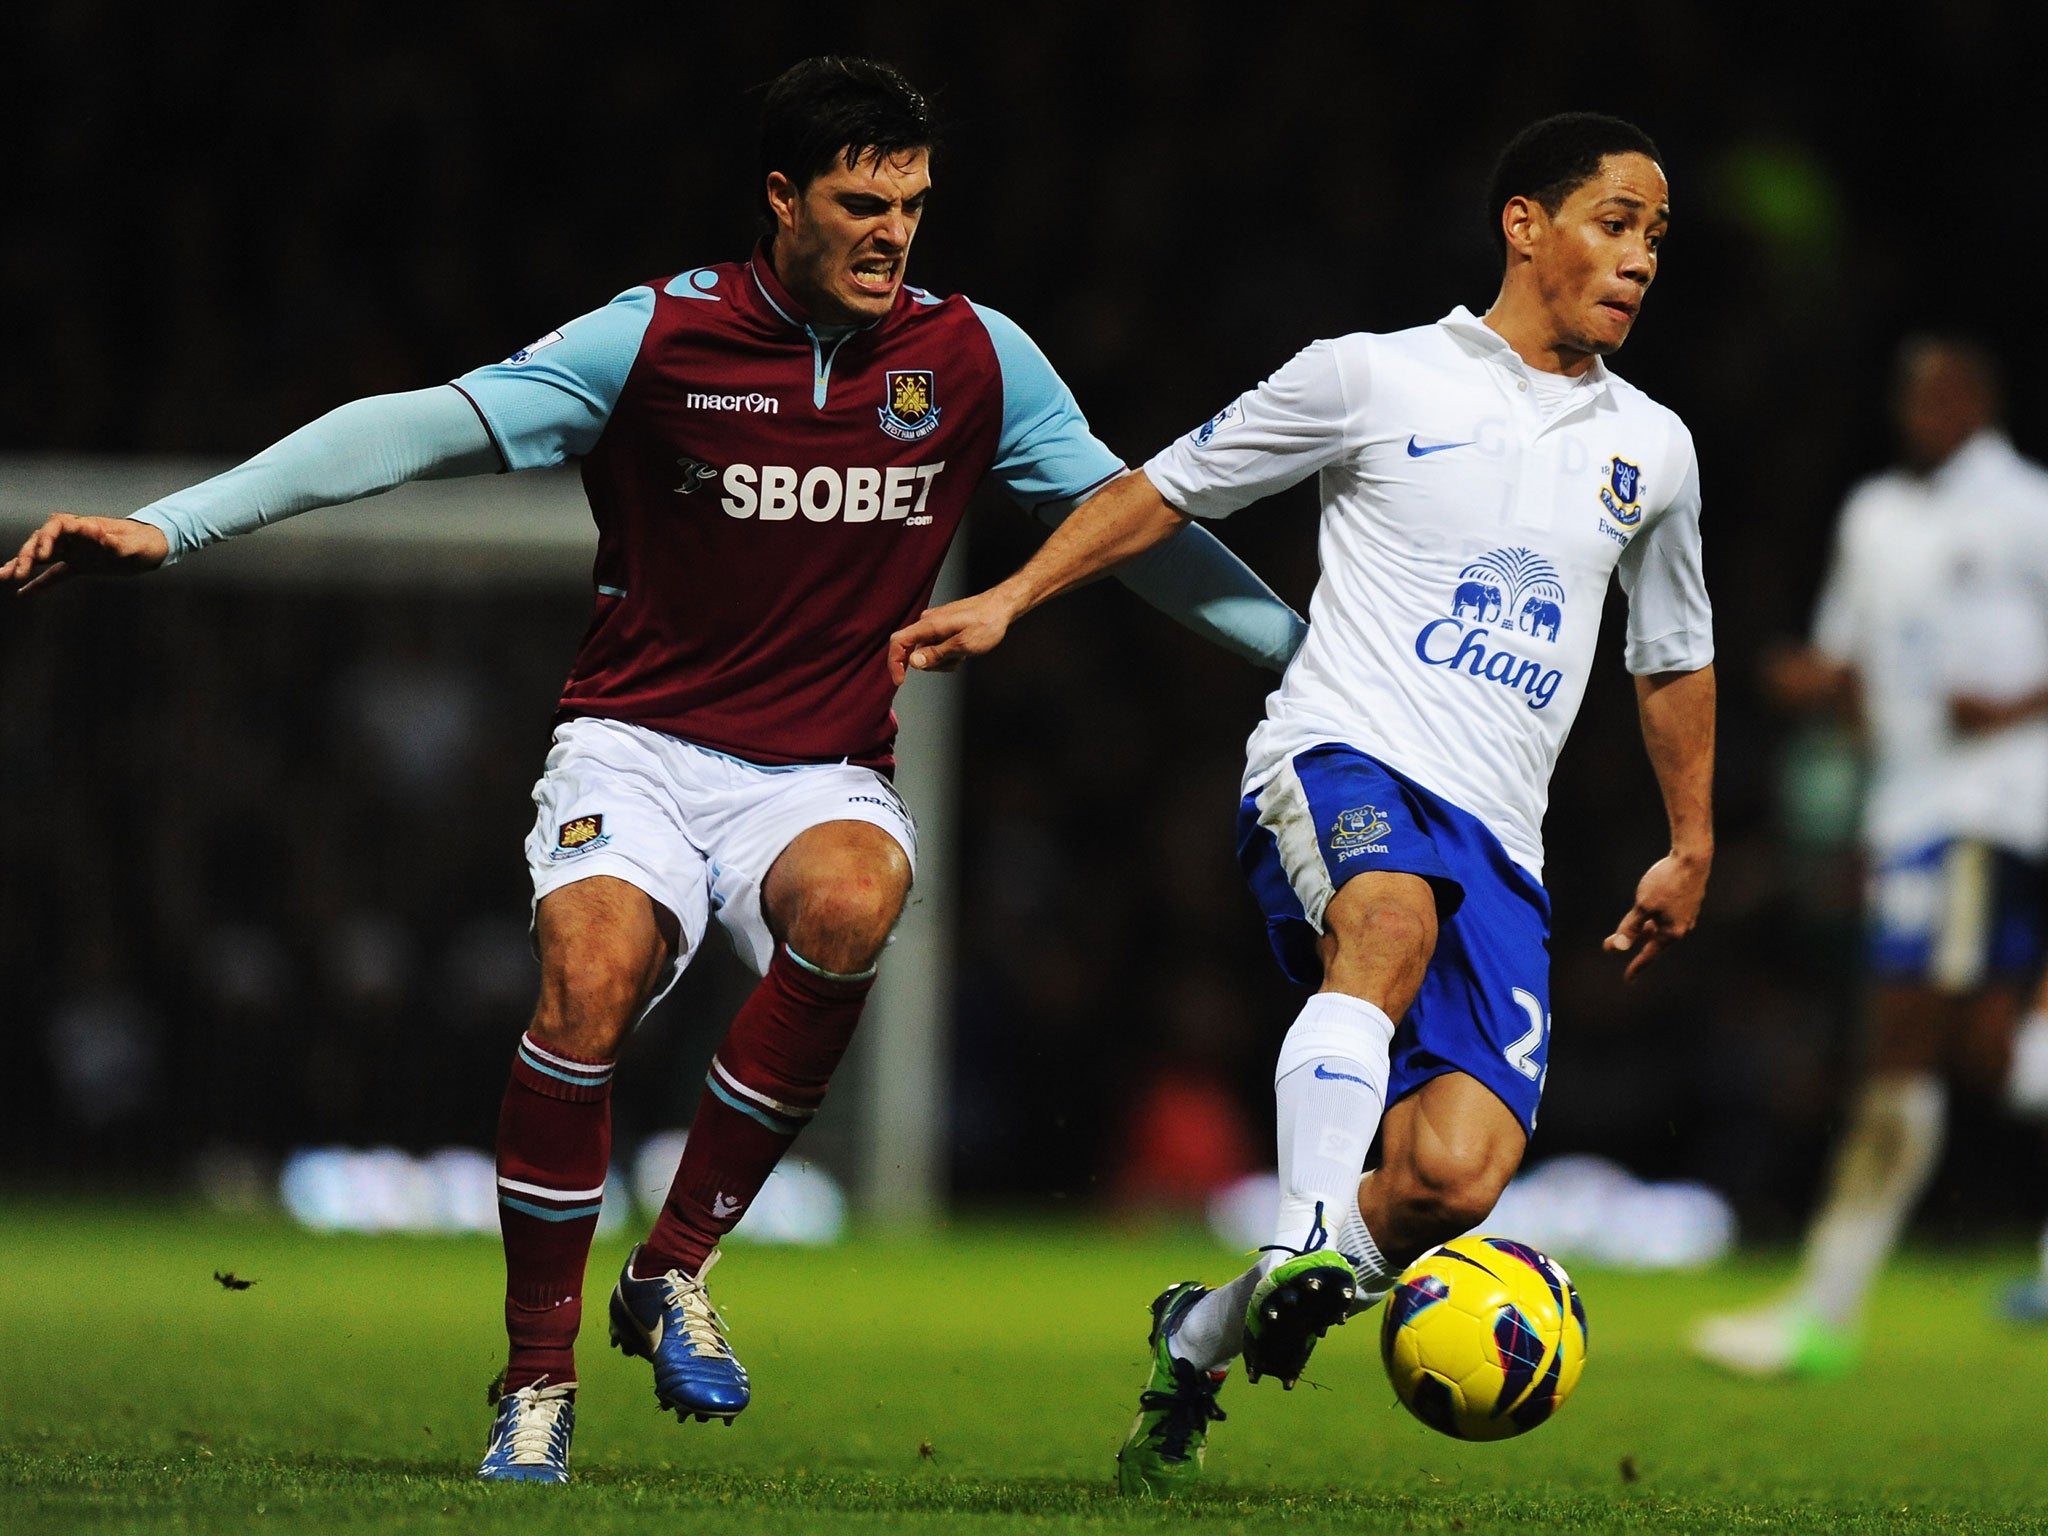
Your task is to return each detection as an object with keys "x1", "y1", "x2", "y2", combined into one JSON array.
[
  {"x1": 476, "y1": 1381, "x2": 575, "y2": 1483},
  {"x1": 609, "y1": 1244, "x2": 751, "y2": 1423}
]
